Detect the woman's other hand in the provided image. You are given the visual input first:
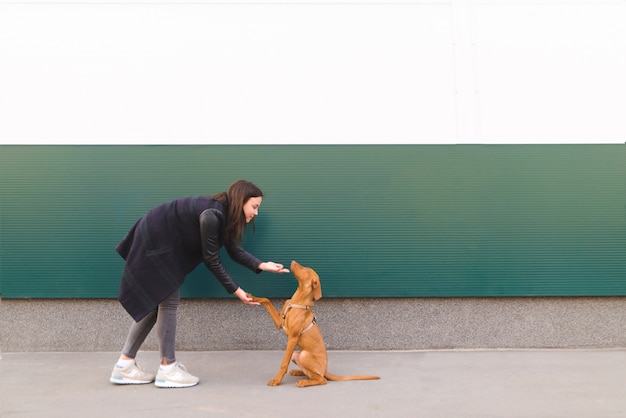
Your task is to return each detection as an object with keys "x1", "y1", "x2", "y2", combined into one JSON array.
[
  {"x1": 234, "y1": 287, "x2": 260, "y2": 305},
  {"x1": 259, "y1": 261, "x2": 290, "y2": 274}
]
